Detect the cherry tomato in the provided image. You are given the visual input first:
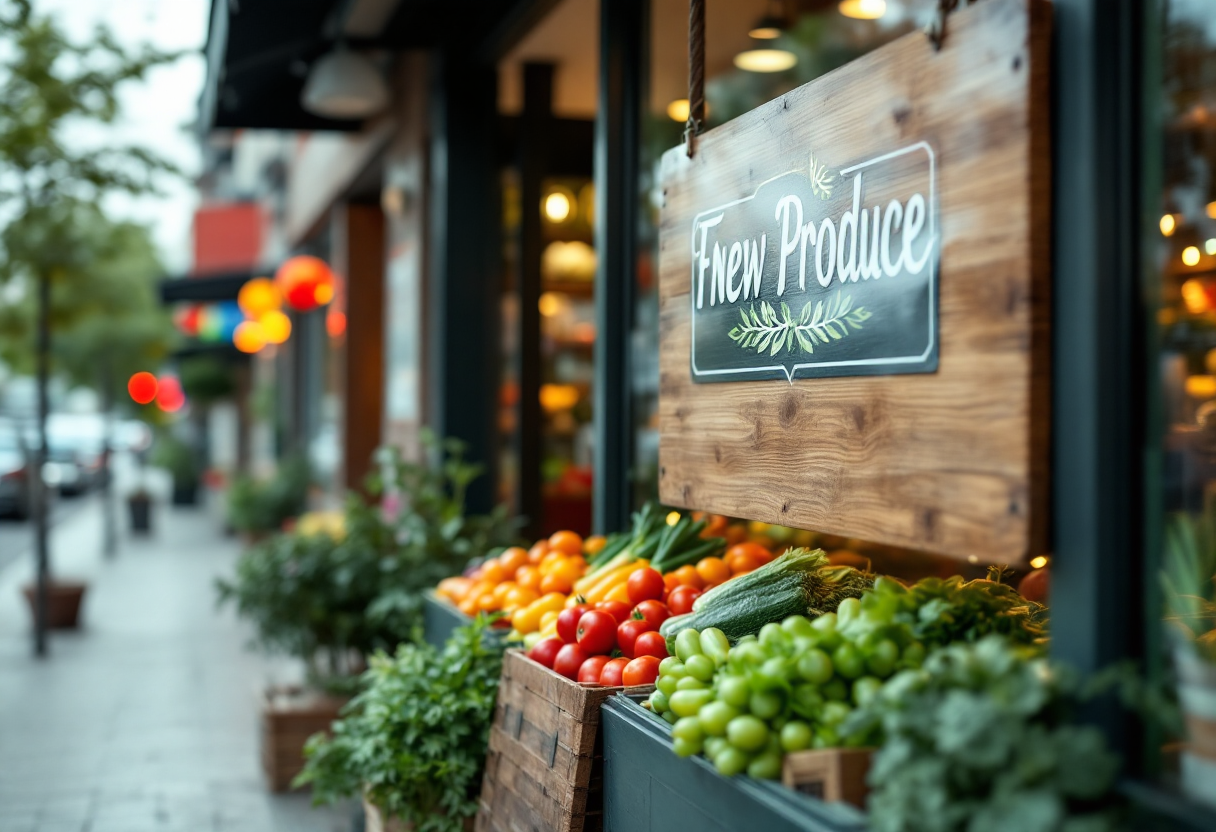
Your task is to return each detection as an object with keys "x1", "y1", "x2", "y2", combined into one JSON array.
[
  {"x1": 548, "y1": 530, "x2": 584, "y2": 555},
  {"x1": 626, "y1": 567, "x2": 666, "y2": 604},
  {"x1": 667, "y1": 586, "x2": 702, "y2": 616},
  {"x1": 632, "y1": 599, "x2": 671, "y2": 630},
  {"x1": 577, "y1": 655, "x2": 612, "y2": 684},
  {"x1": 528, "y1": 637, "x2": 564, "y2": 669},
  {"x1": 622, "y1": 655, "x2": 661, "y2": 686},
  {"x1": 576, "y1": 610, "x2": 618, "y2": 655},
  {"x1": 553, "y1": 643, "x2": 589, "y2": 679},
  {"x1": 599, "y1": 657, "x2": 630, "y2": 686},
  {"x1": 633, "y1": 631, "x2": 669, "y2": 659},
  {"x1": 557, "y1": 605, "x2": 589, "y2": 644},
  {"x1": 616, "y1": 618, "x2": 654, "y2": 659},
  {"x1": 595, "y1": 600, "x2": 633, "y2": 625}
]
